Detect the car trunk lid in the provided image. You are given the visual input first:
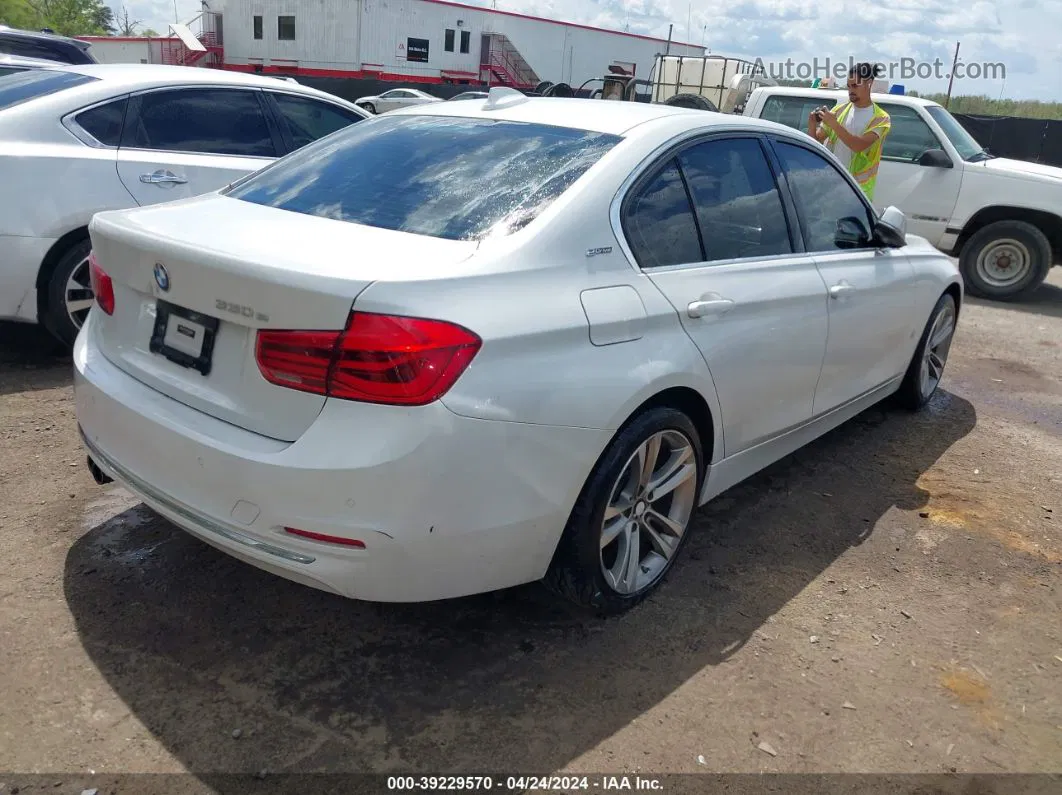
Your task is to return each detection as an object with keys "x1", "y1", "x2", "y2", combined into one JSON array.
[{"x1": 87, "y1": 194, "x2": 478, "y2": 441}]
